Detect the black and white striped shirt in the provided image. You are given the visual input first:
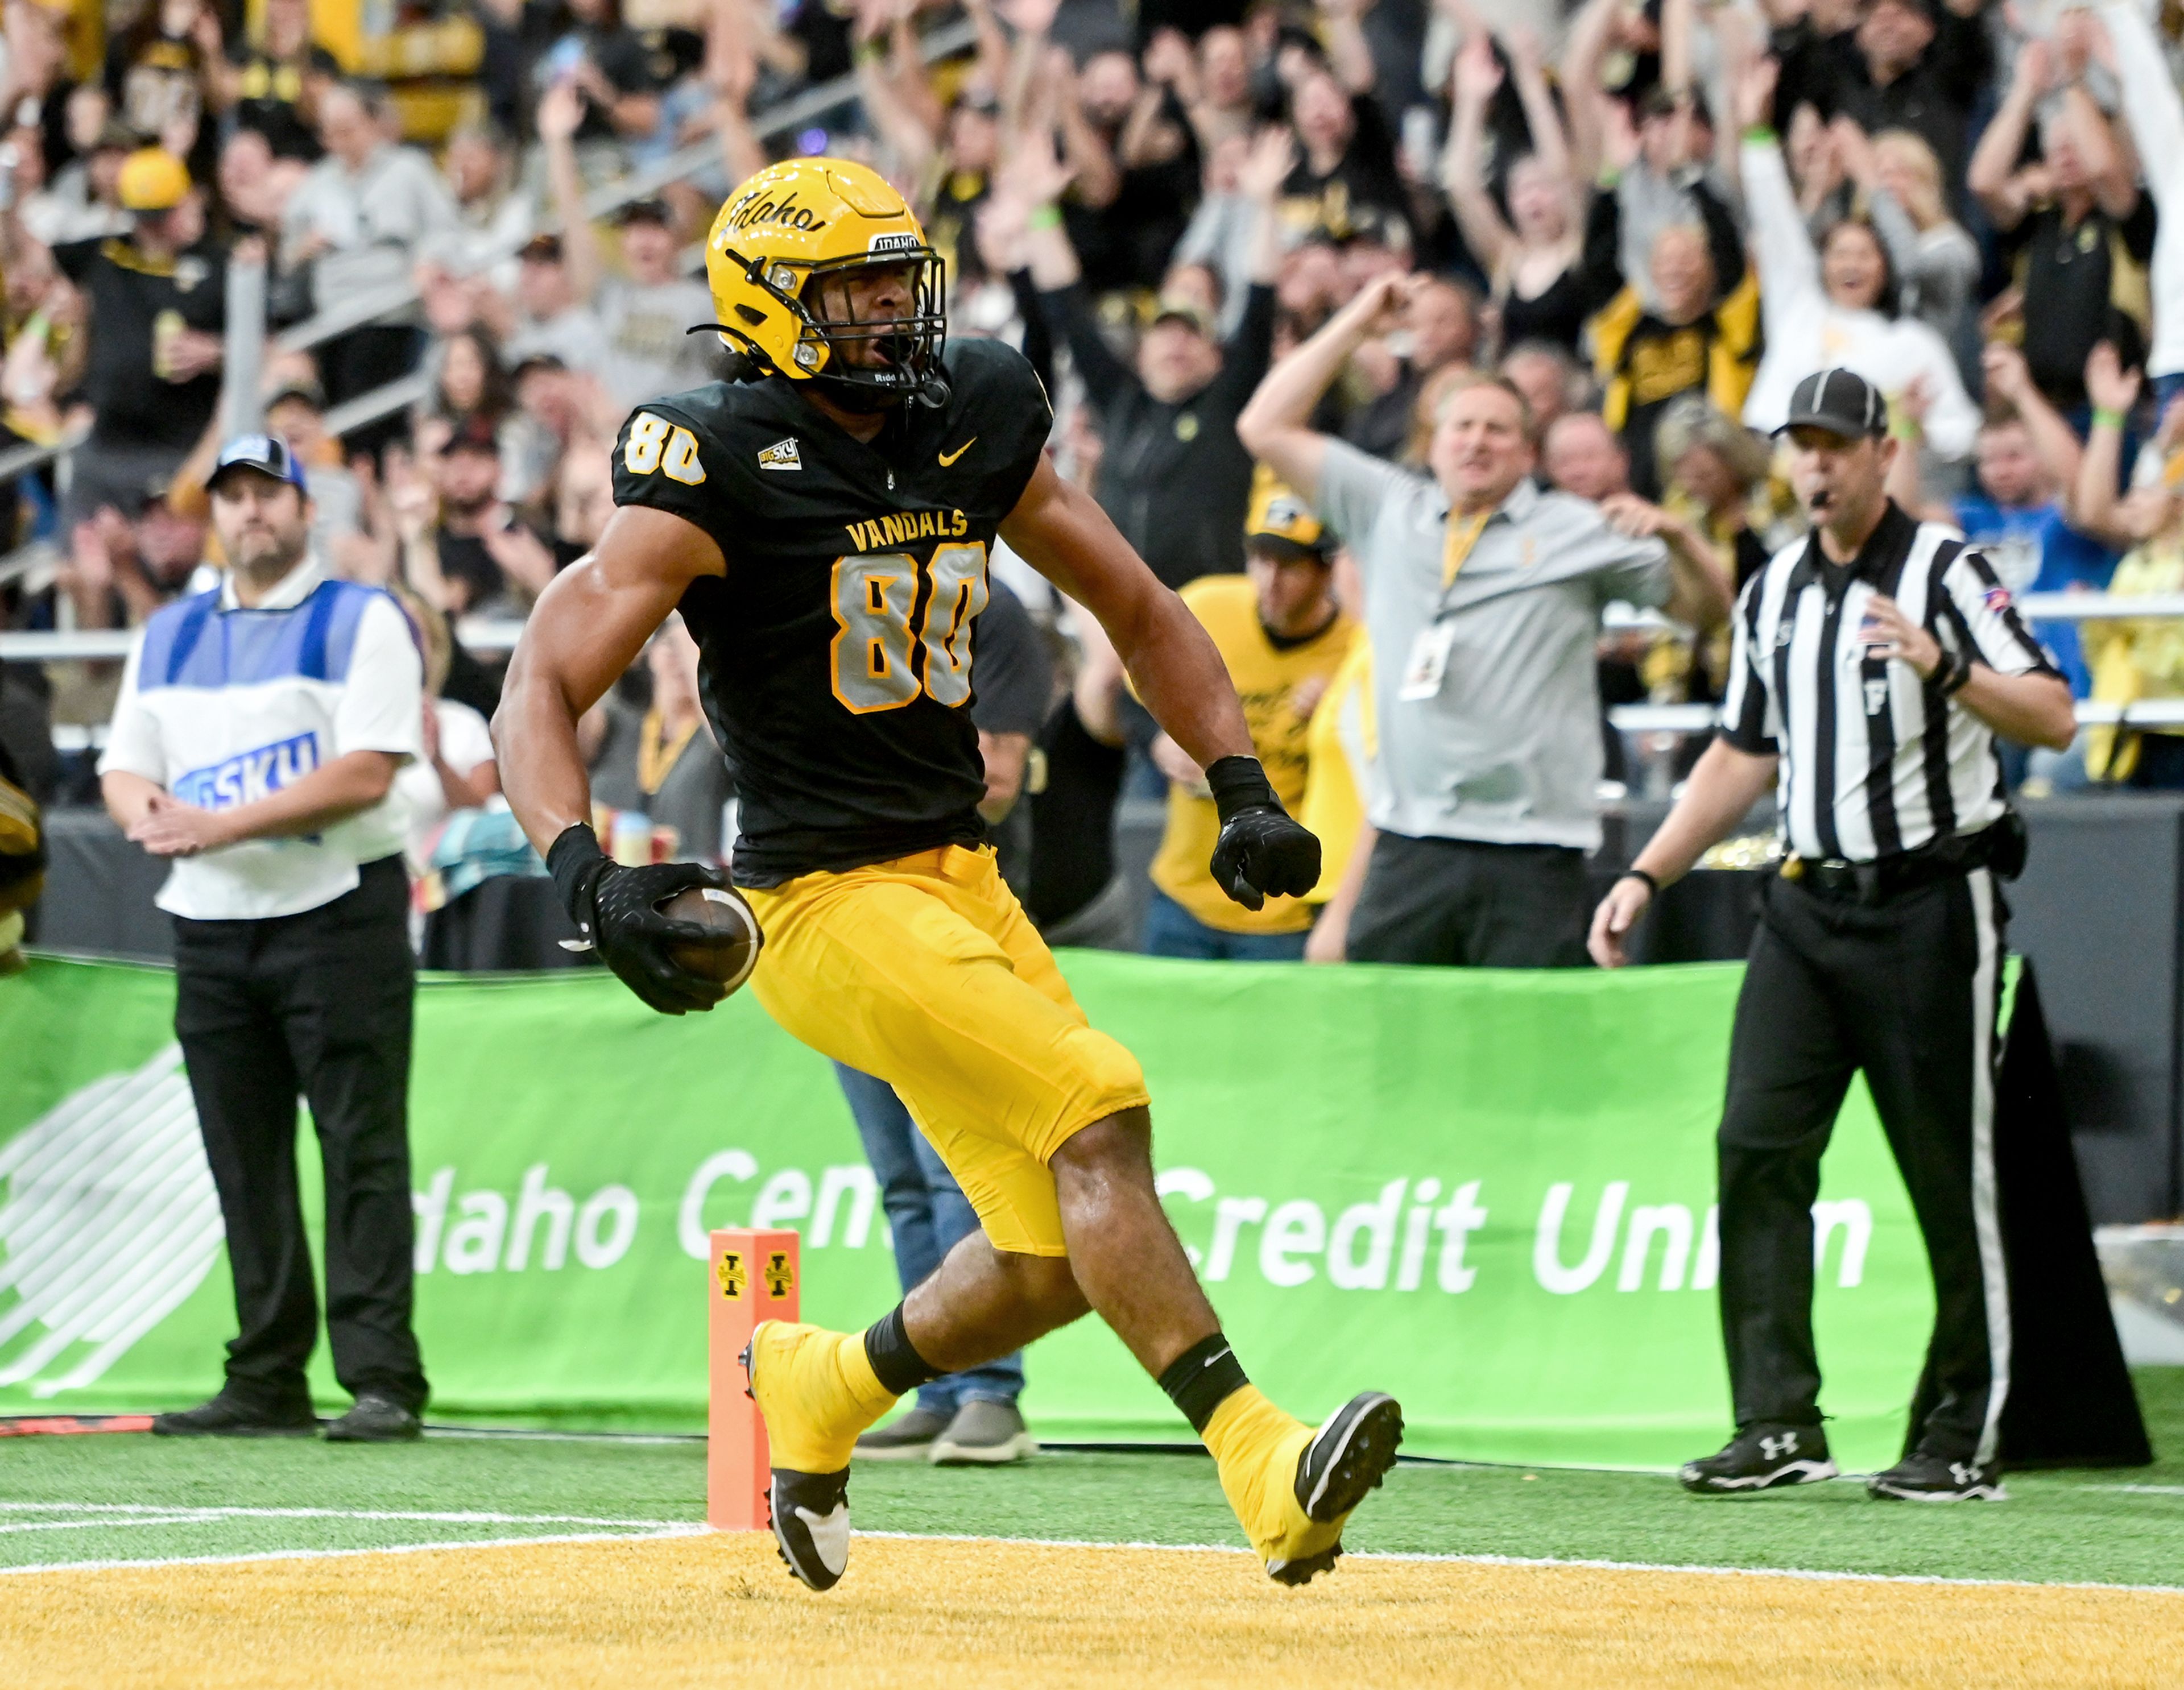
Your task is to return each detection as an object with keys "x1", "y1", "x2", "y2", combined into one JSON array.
[{"x1": 1720, "y1": 503, "x2": 2058, "y2": 864}]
